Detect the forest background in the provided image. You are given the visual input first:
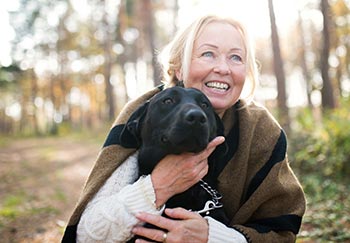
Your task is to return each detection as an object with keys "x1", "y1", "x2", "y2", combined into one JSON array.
[{"x1": 0, "y1": 0, "x2": 349, "y2": 242}]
